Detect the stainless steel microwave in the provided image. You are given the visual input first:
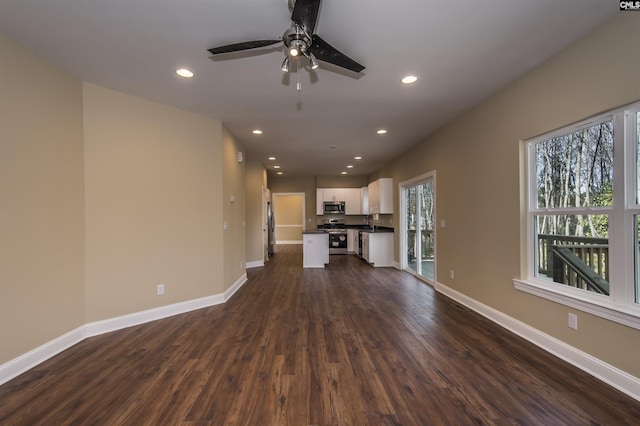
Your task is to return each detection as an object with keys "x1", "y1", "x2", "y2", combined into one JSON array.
[{"x1": 323, "y1": 201, "x2": 345, "y2": 214}]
